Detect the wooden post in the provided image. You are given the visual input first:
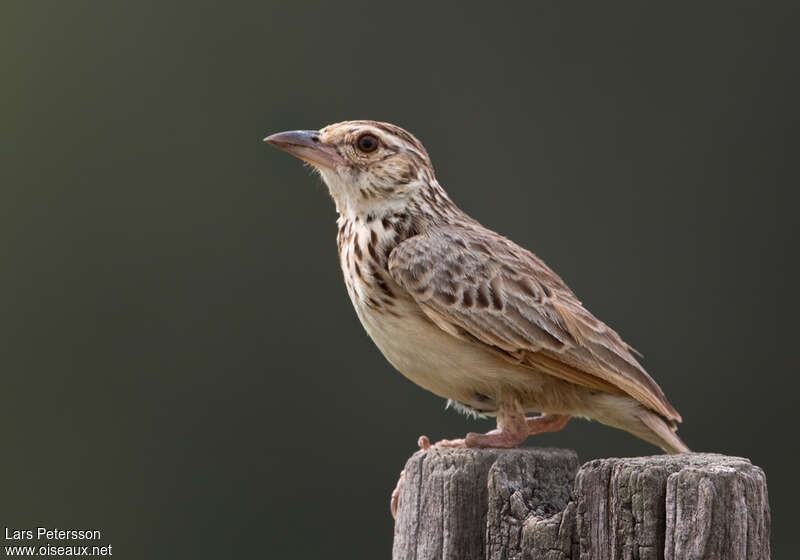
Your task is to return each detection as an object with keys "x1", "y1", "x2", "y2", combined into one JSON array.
[{"x1": 392, "y1": 449, "x2": 770, "y2": 560}]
